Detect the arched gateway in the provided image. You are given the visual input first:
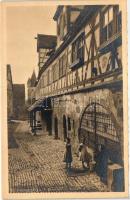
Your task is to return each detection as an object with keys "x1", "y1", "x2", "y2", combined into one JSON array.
[{"x1": 79, "y1": 102, "x2": 122, "y2": 164}]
